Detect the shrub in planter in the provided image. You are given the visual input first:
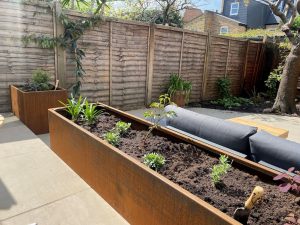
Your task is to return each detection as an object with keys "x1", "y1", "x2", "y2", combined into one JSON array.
[
  {"x1": 168, "y1": 73, "x2": 192, "y2": 107},
  {"x1": 10, "y1": 69, "x2": 67, "y2": 134}
]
